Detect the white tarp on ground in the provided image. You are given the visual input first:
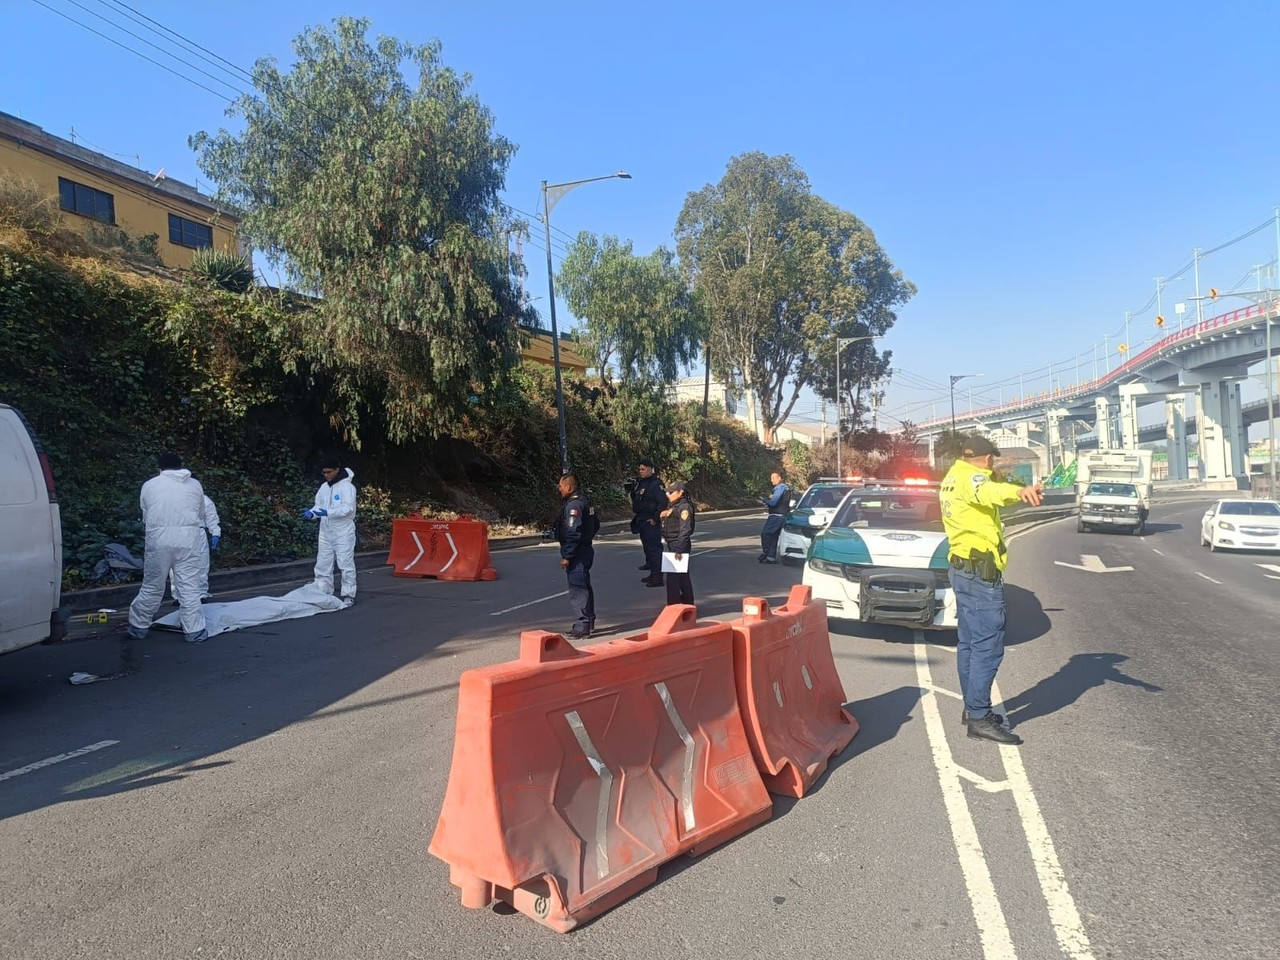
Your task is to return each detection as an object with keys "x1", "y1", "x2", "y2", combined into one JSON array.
[{"x1": 153, "y1": 583, "x2": 344, "y2": 638}]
